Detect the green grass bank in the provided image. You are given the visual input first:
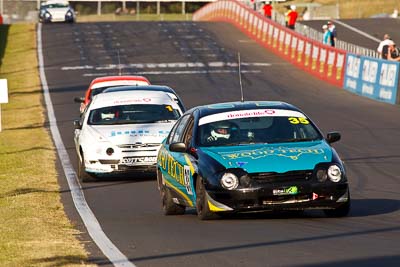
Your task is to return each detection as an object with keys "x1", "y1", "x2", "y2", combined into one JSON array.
[{"x1": 0, "y1": 24, "x2": 94, "y2": 267}]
